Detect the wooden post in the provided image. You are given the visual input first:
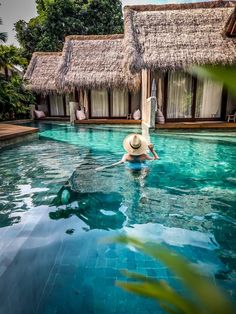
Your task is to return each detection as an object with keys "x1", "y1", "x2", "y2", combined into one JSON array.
[
  {"x1": 192, "y1": 77, "x2": 197, "y2": 119},
  {"x1": 141, "y1": 69, "x2": 148, "y2": 120},
  {"x1": 221, "y1": 88, "x2": 228, "y2": 121},
  {"x1": 46, "y1": 95, "x2": 51, "y2": 116},
  {"x1": 63, "y1": 95, "x2": 67, "y2": 116},
  {"x1": 163, "y1": 72, "x2": 169, "y2": 120},
  {"x1": 108, "y1": 89, "x2": 112, "y2": 118}
]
